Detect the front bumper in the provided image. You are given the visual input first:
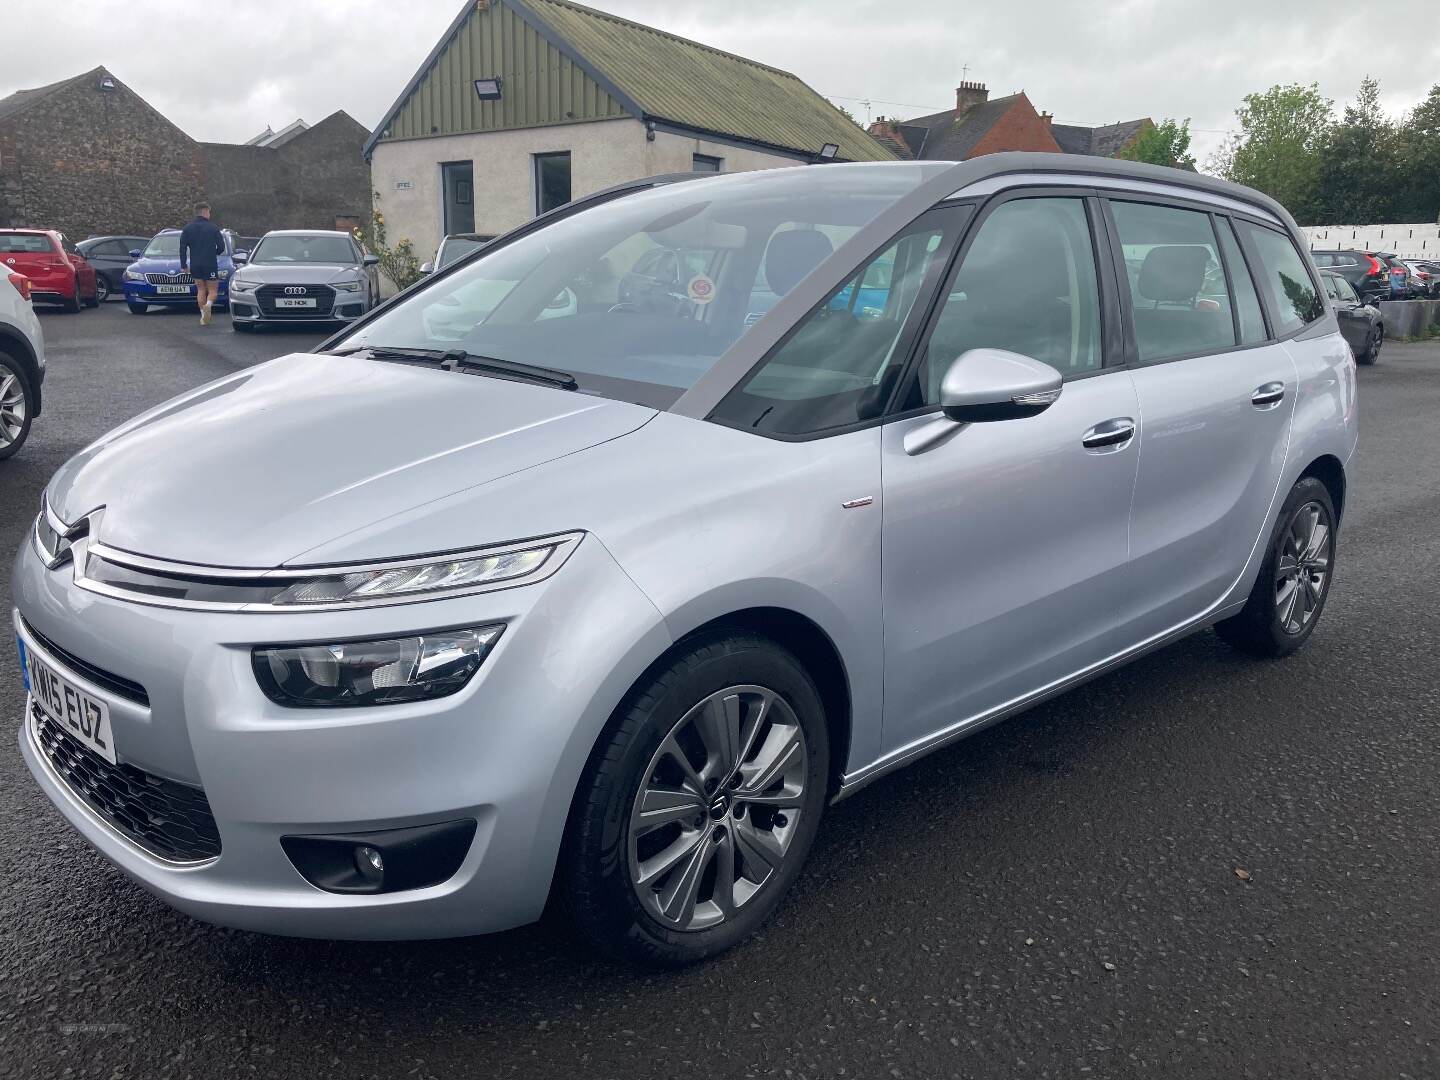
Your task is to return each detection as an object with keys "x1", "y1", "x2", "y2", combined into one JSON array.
[
  {"x1": 13, "y1": 535, "x2": 669, "y2": 938},
  {"x1": 229, "y1": 287, "x2": 367, "y2": 324}
]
